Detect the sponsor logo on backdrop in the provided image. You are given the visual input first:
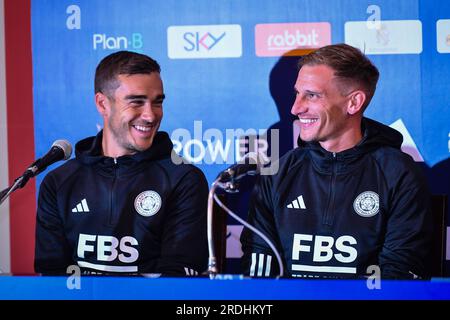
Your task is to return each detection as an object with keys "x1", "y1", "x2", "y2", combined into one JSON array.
[
  {"x1": 437, "y1": 20, "x2": 450, "y2": 53},
  {"x1": 255, "y1": 22, "x2": 331, "y2": 57},
  {"x1": 344, "y1": 20, "x2": 422, "y2": 54},
  {"x1": 92, "y1": 33, "x2": 143, "y2": 50},
  {"x1": 167, "y1": 25, "x2": 242, "y2": 59},
  {"x1": 170, "y1": 121, "x2": 279, "y2": 175},
  {"x1": 293, "y1": 118, "x2": 424, "y2": 161}
]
